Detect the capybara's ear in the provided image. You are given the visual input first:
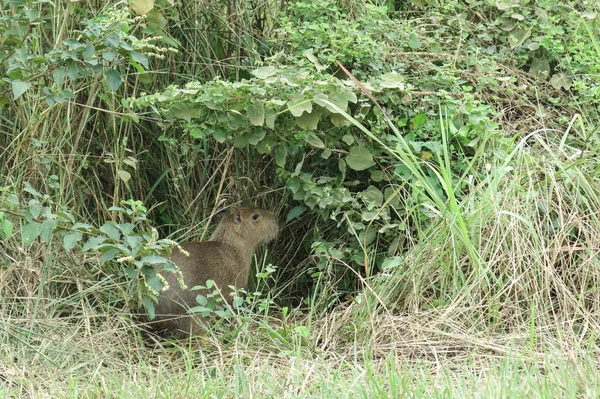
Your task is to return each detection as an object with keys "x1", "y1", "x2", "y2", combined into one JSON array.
[
  {"x1": 231, "y1": 207, "x2": 242, "y2": 224},
  {"x1": 215, "y1": 209, "x2": 228, "y2": 219}
]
